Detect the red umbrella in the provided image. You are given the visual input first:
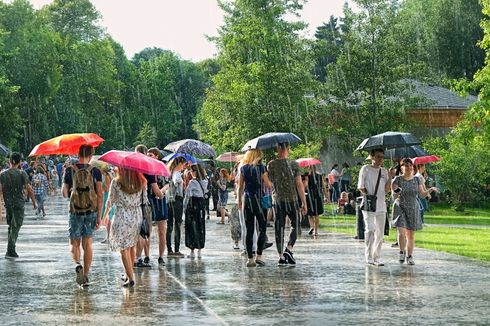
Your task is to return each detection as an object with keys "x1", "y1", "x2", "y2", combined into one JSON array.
[
  {"x1": 296, "y1": 158, "x2": 322, "y2": 168},
  {"x1": 29, "y1": 133, "x2": 104, "y2": 156},
  {"x1": 412, "y1": 155, "x2": 441, "y2": 165},
  {"x1": 98, "y1": 150, "x2": 170, "y2": 177},
  {"x1": 216, "y1": 152, "x2": 242, "y2": 163}
]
